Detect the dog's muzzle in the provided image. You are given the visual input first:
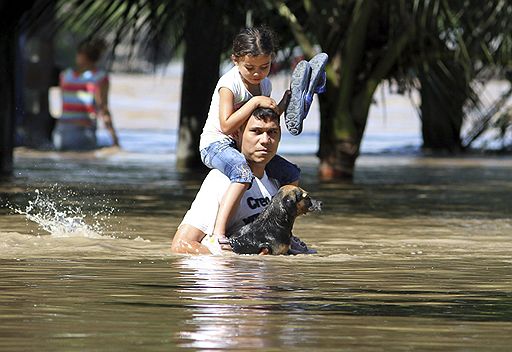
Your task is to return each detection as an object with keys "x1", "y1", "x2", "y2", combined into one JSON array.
[{"x1": 308, "y1": 199, "x2": 322, "y2": 212}]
